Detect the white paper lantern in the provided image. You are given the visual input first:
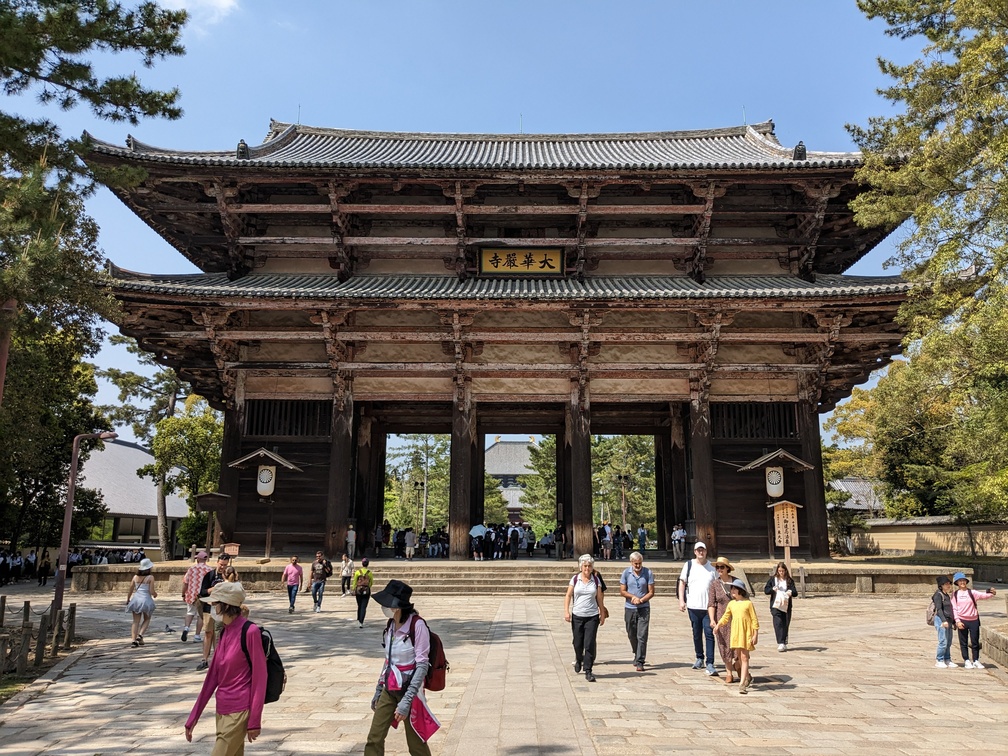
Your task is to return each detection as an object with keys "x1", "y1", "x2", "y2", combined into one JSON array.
[
  {"x1": 257, "y1": 465, "x2": 276, "y2": 497},
  {"x1": 765, "y1": 466, "x2": 784, "y2": 498}
]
